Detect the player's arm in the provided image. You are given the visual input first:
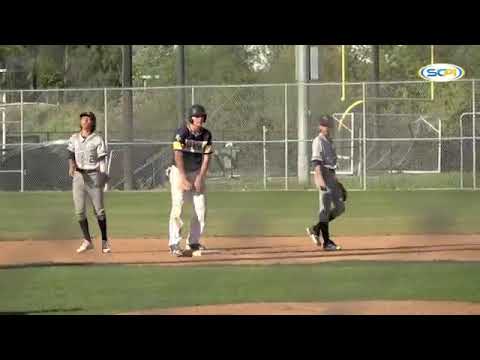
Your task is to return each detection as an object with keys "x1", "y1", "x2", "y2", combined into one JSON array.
[
  {"x1": 311, "y1": 138, "x2": 327, "y2": 190},
  {"x1": 199, "y1": 153, "x2": 211, "y2": 179},
  {"x1": 174, "y1": 150, "x2": 187, "y2": 177},
  {"x1": 313, "y1": 162, "x2": 327, "y2": 190},
  {"x1": 174, "y1": 151, "x2": 193, "y2": 190},
  {"x1": 194, "y1": 134, "x2": 213, "y2": 192},
  {"x1": 67, "y1": 136, "x2": 76, "y2": 177},
  {"x1": 68, "y1": 156, "x2": 76, "y2": 177},
  {"x1": 194, "y1": 153, "x2": 211, "y2": 193},
  {"x1": 95, "y1": 137, "x2": 110, "y2": 187},
  {"x1": 173, "y1": 130, "x2": 192, "y2": 190},
  {"x1": 96, "y1": 138, "x2": 108, "y2": 174},
  {"x1": 198, "y1": 138, "x2": 213, "y2": 179}
]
